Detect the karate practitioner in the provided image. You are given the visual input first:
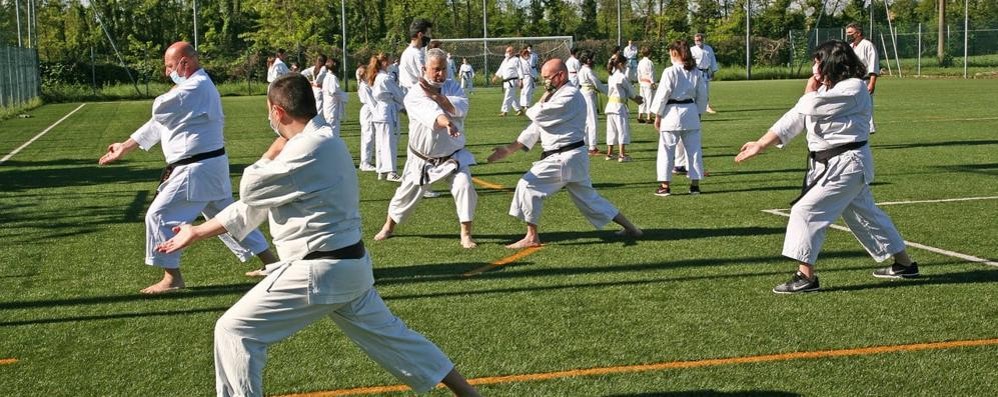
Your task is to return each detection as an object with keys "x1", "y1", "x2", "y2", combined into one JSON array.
[
  {"x1": 321, "y1": 58, "x2": 348, "y2": 136},
  {"x1": 446, "y1": 52, "x2": 457, "y2": 81},
  {"x1": 566, "y1": 48, "x2": 581, "y2": 86},
  {"x1": 367, "y1": 53, "x2": 405, "y2": 182},
  {"x1": 519, "y1": 48, "x2": 537, "y2": 109},
  {"x1": 398, "y1": 19, "x2": 434, "y2": 93},
  {"x1": 735, "y1": 40, "x2": 918, "y2": 294},
  {"x1": 636, "y1": 47, "x2": 656, "y2": 124},
  {"x1": 300, "y1": 54, "x2": 327, "y2": 113},
  {"x1": 576, "y1": 50, "x2": 606, "y2": 155},
  {"x1": 492, "y1": 46, "x2": 522, "y2": 116},
  {"x1": 526, "y1": 44, "x2": 539, "y2": 78},
  {"x1": 154, "y1": 74, "x2": 481, "y2": 397},
  {"x1": 356, "y1": 63, "x2": 377, "y2": 171},
  {"x1": 604, "y1": 54, "x2": 643, "y2": 163},
  {"x1": 267, "y1": 49, "x2": 289, "y2": 83},
  {"x1": 845, "y1": 23, "x2": 880, "y2": 134},
  {"x1": 459, "y1": 58, "x2": 475, "y2": 93},
  {"x1": 623, "y1": 40, "x2": 639, "y2": 83},
  {"x1": 374, "y1": 49, "x2": 479, "y2": 249},
  {"x1": 99, "y1": 42, "x2": 277, "y2": 293},
  {"x1": 690, "y1": 33, "x2": 719, "y2": 114},
  {"x1": 487, "y1": 59, "x2": 643, "y2": 249},
  {"x1": 649, "y1": 40, "x2": 708, "y2": 196}
]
